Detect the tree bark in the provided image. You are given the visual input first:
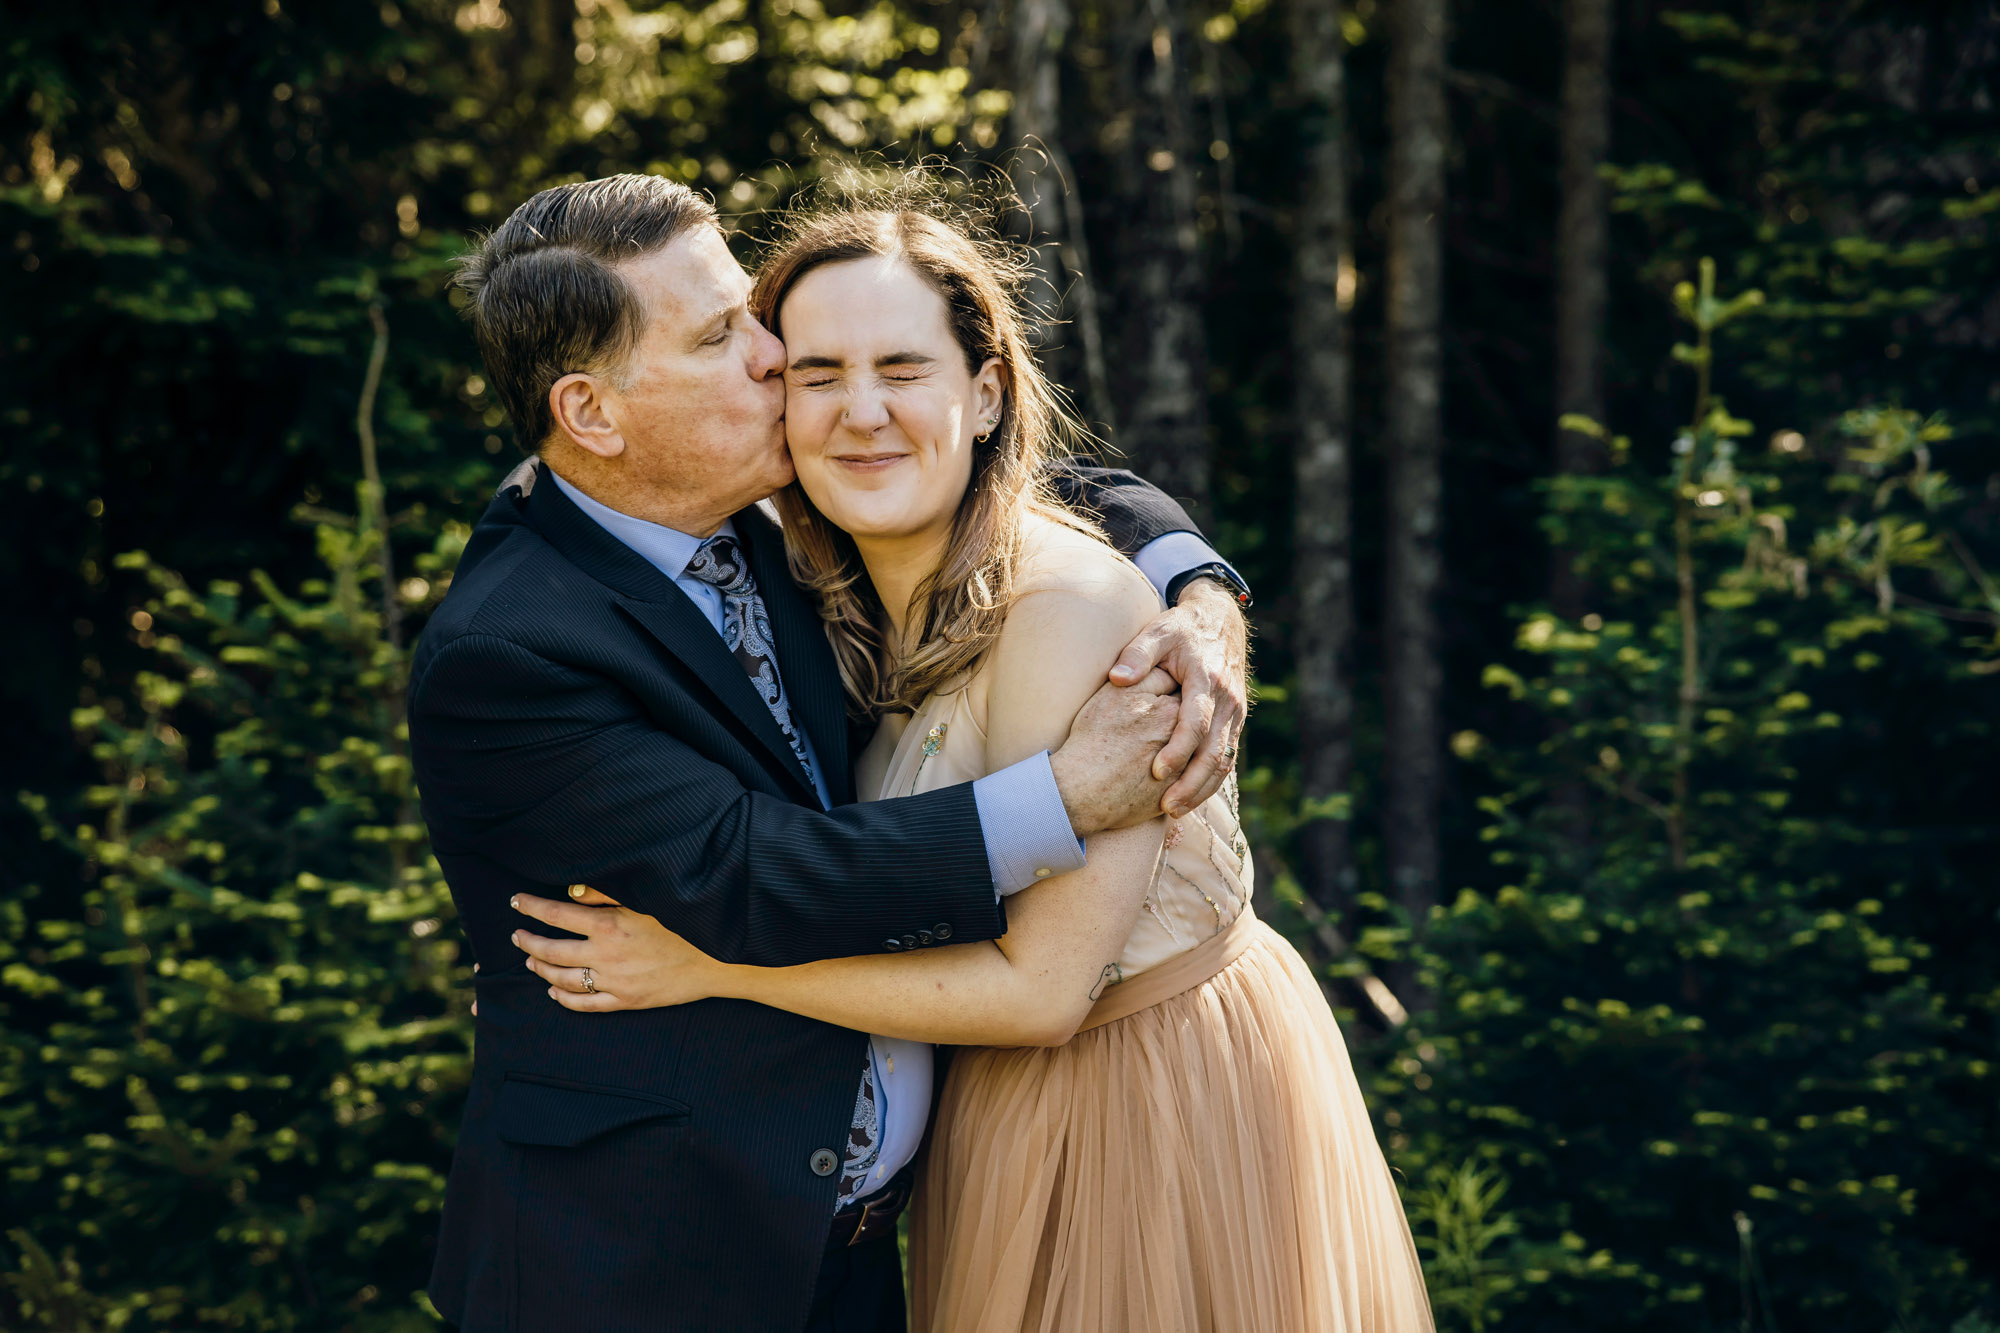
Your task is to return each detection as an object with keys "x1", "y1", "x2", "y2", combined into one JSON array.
[
  {"x1": 1552, "y1": 0, "x2": 1613, "y2": 616},
  {"x1": 1008, "y1": 0, "x2": 1116, "y2": 433},
  {"x1": 1114, "y1": 0, "x2": 1211, "y2": 523},
  {"x1": 1384, "y1": 0, "x2": 1447, "y2": 1000},
  {"x1": 1287, "y1": 0, "x2": 1357, "y2": 924}
]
